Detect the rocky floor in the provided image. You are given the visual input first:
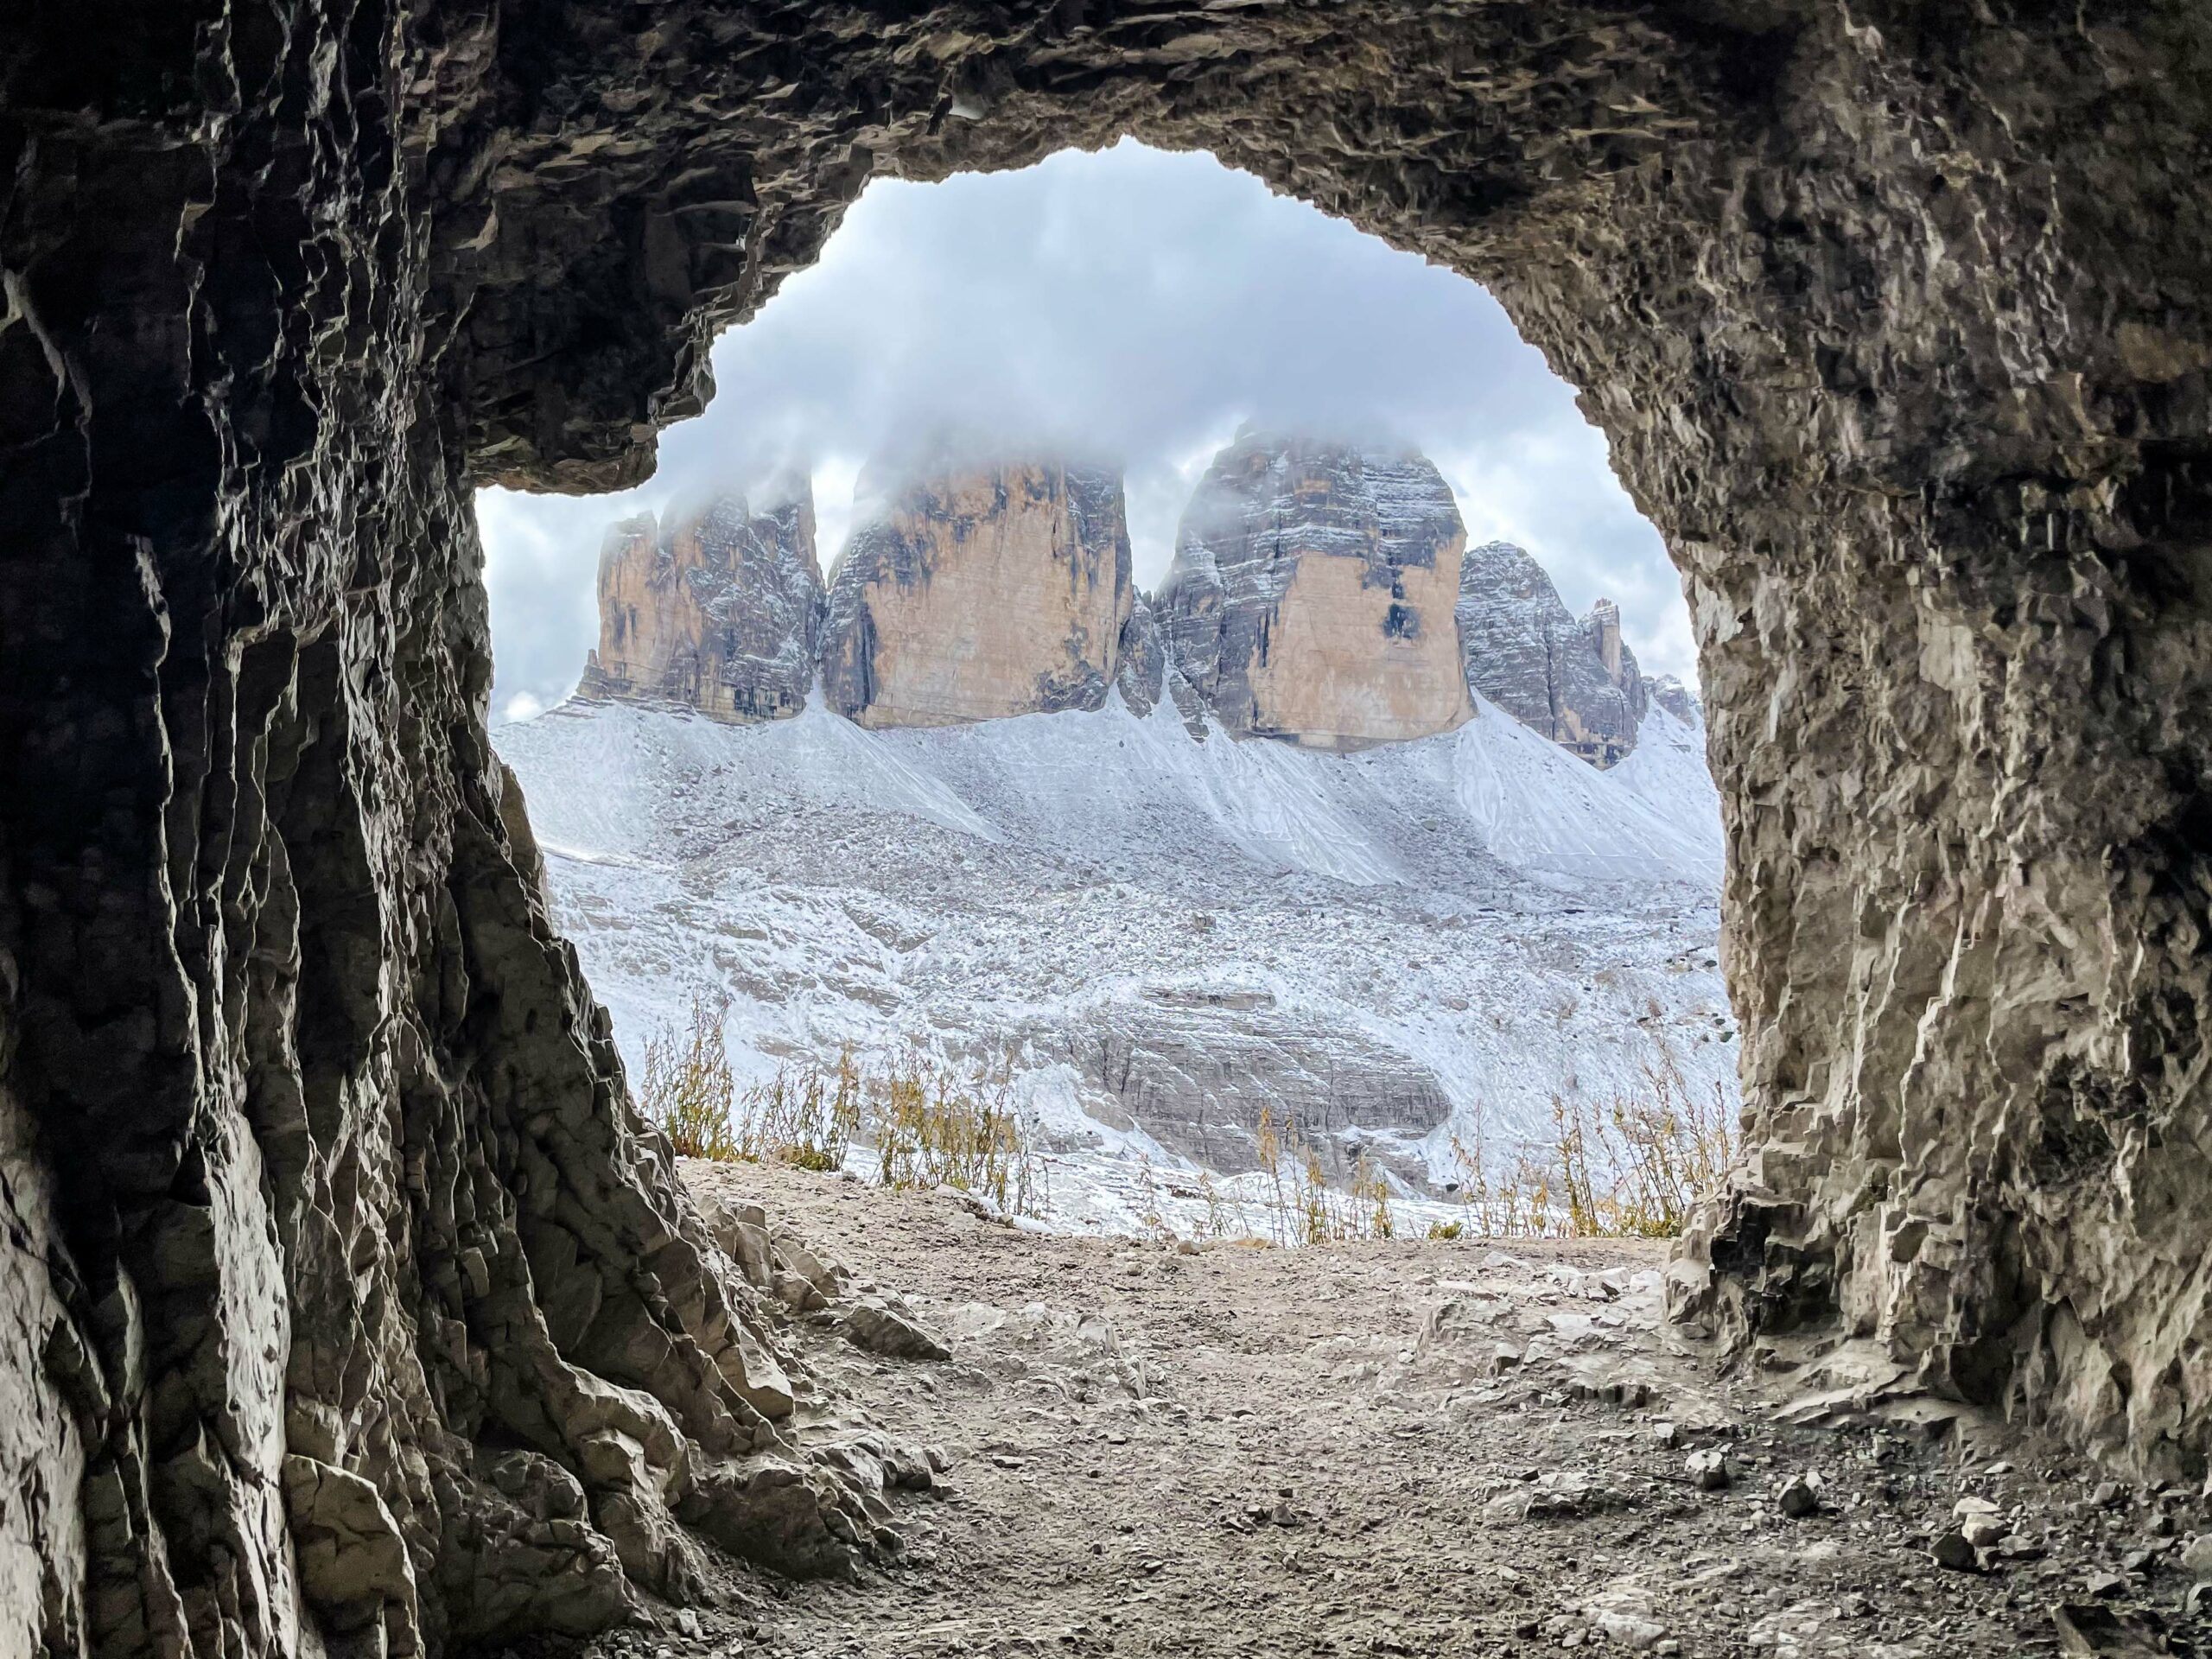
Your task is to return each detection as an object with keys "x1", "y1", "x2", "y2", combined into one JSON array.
[{"x1": 518, "y1": 1162, "x2": 2212, "y2": 1659}]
